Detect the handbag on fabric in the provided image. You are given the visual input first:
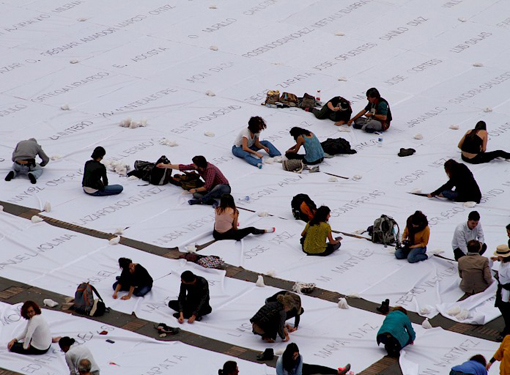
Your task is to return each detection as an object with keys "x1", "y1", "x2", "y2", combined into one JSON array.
[
  {"x1": 127, "y1": 155, "x2": 172, "y2": 185},
  {"x1": 282, "y1": 159, "x2": 304, "y2": 173},
  {"x1": 299, "y1": 93, "x2": 317, "y2": 110},
  {"x1": 367, "y1": 215, "x2": 400, "y2": 246},
  {"x1": 262, "y1": 90, "x2": 281, "y2": 107},
  {"x1": 279, "y1": 92, "x2": 298, "y2": 107},
  {"x1": 320, "y1": 138, "x2": 357, "y2": 155},
  {"x1": 171, "y1": 172, "x2": 205, "y2": 190},
  {"x1": 74, "y1": 282, "x2": 108, "y2": 317}
]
